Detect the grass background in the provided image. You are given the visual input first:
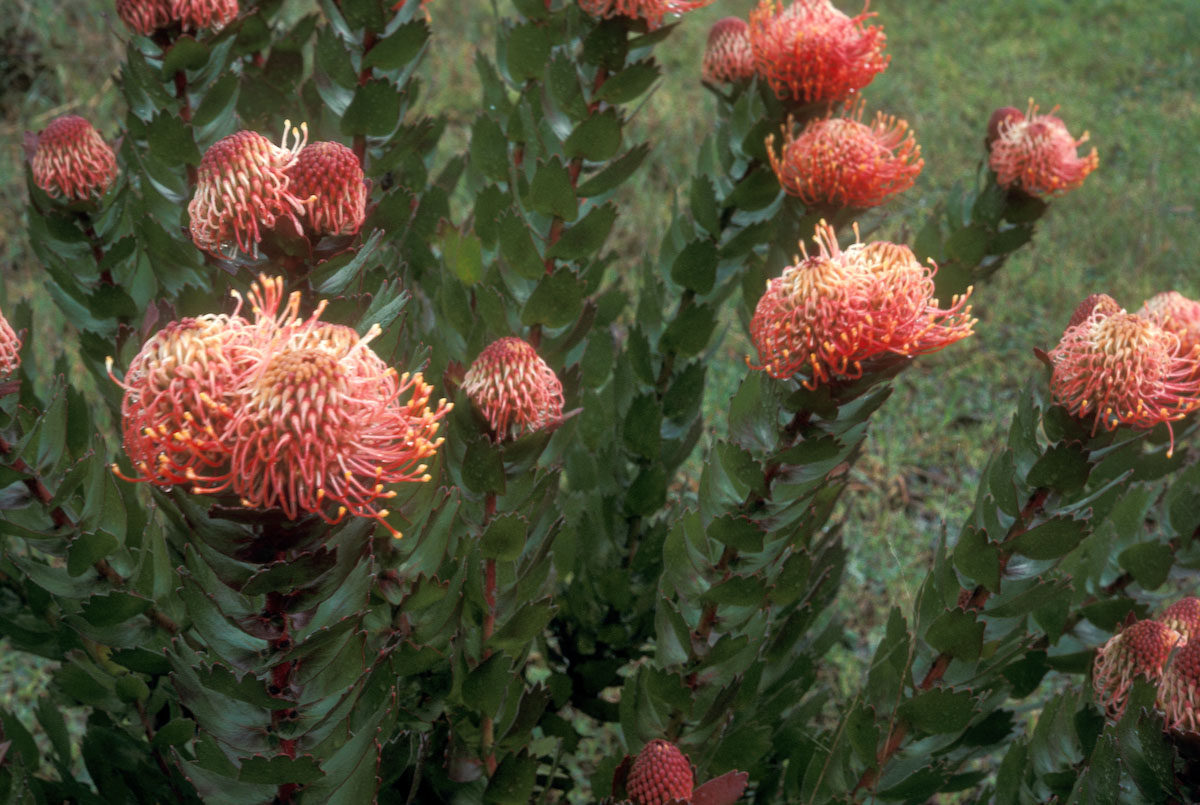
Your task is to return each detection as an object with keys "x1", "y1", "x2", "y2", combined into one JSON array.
[{"x1": 2, "y1": 0, "x2": 1198, "y2": 756}]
